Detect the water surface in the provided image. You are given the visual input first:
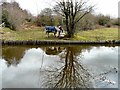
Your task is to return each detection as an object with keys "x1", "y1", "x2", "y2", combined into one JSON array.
[{"x1": 0, "y1": 45, "x2": 119, "y2": 88}]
